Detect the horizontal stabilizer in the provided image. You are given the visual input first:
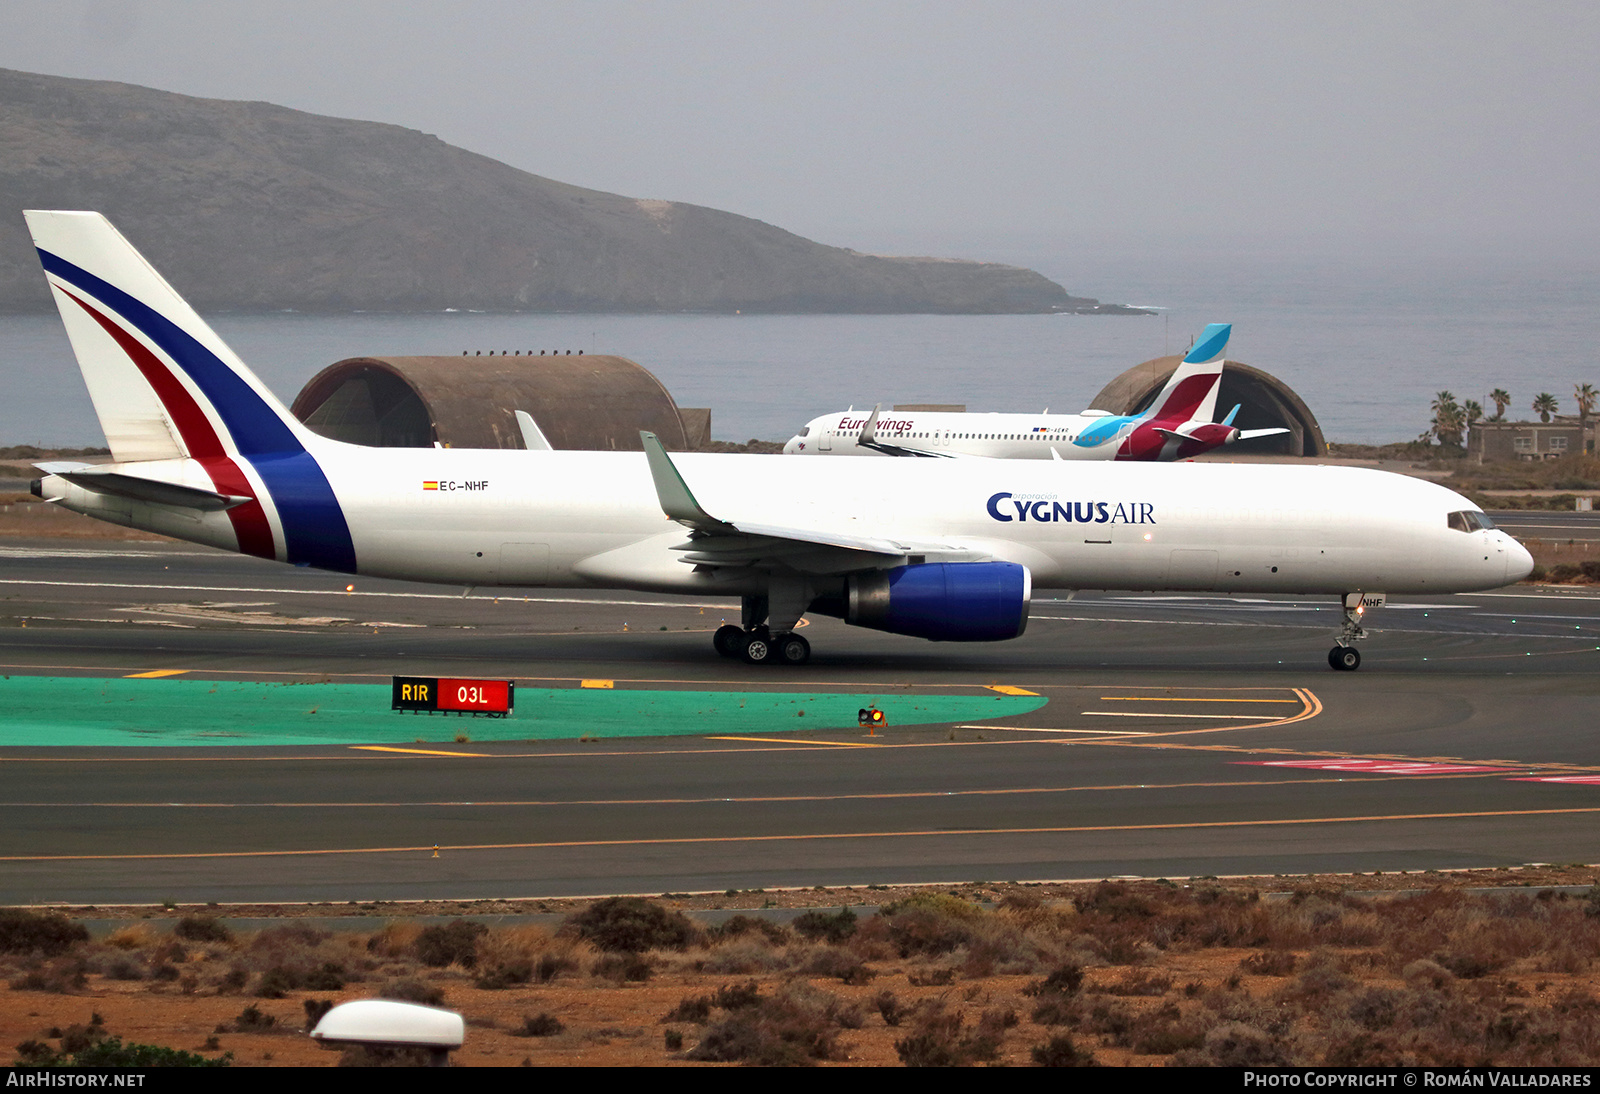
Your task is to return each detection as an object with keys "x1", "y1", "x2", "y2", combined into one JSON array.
[
  {"x1": 37, "y1": 464, "x2": 251, "y2": 511},
  {"x1": 1238, "y1": 428, "x2": 1291, "y2": 441}
]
